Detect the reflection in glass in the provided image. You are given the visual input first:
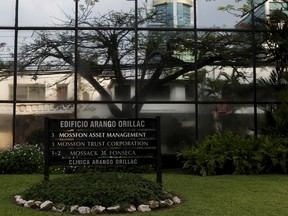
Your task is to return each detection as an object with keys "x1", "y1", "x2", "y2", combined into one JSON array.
[
  {"x1": 2, "y1": 0, "x2": 286, "y2": 153},
  {"x1": 0, "y1": 1, "x2": 15, "y2": 26},
  {"x1": 149, "y1": 0, "x2": 193, "y2": 28},
  {"x1": 14, "y1": 76, "x2": 75, "y2": 101},
  {"x1": 18, "y1": 0, "x2": 74, "y2": 27},
  {"x1": 254, "y1": 14, "x2": 288, "y2": 102},
  {"x1": 138, "y1": 80, "x2": 195, "y2": 102},
  {"x1": 197, "y1": 31, "x2": 254, "y2": 101},
  {"x1": 140, "y1": 104, "x2": 195, "y2": 154},
  {"x1": 0, "y1": 103, "x2": 13, "y2": 149},
  {"x1": 77, "y1": 27, "x2": 136, "y2": 101},
  {"x1": 197, "y1": 0, "x2": 242, "y2": 28},
  {"x1": 257, "y1": 104, "x2": 271, "y2": 136},
  {"x1": 78, "y1": 0, "x2": 135, "y2": 27},
  {"x1": 199, "y1": 66, "x2": 254, "y2": 101},
  {"x1": 137, "y1": 30, "x2": 196, "y2": 101},
  {"x1": 0, "y1": 30, "x2": 14, "y2": 100},
  {"x1": 256, "y1": 28, "x2": 287, "y2": 102},
  {"x1": 17, "y1": 30, "x2": 75, "y2": 101},
  {"x1": 77, "y1": 103, "x2": 195, "y2": 153},
  {"x1": 77, "y1": 103, "x2": 136, "y2": 119},
  {"x1": 256, "y1": 66, "x2": 280, "y2": 102},
  {"x1": 198, "y1": 104, "x2": 255, "y2": 140},
  {"x1": 15, "y1": 103, "x2": 75, "y2": 145},
  {"x1": 258, "y1": 100, "x2": 288, "y2": 136}
]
